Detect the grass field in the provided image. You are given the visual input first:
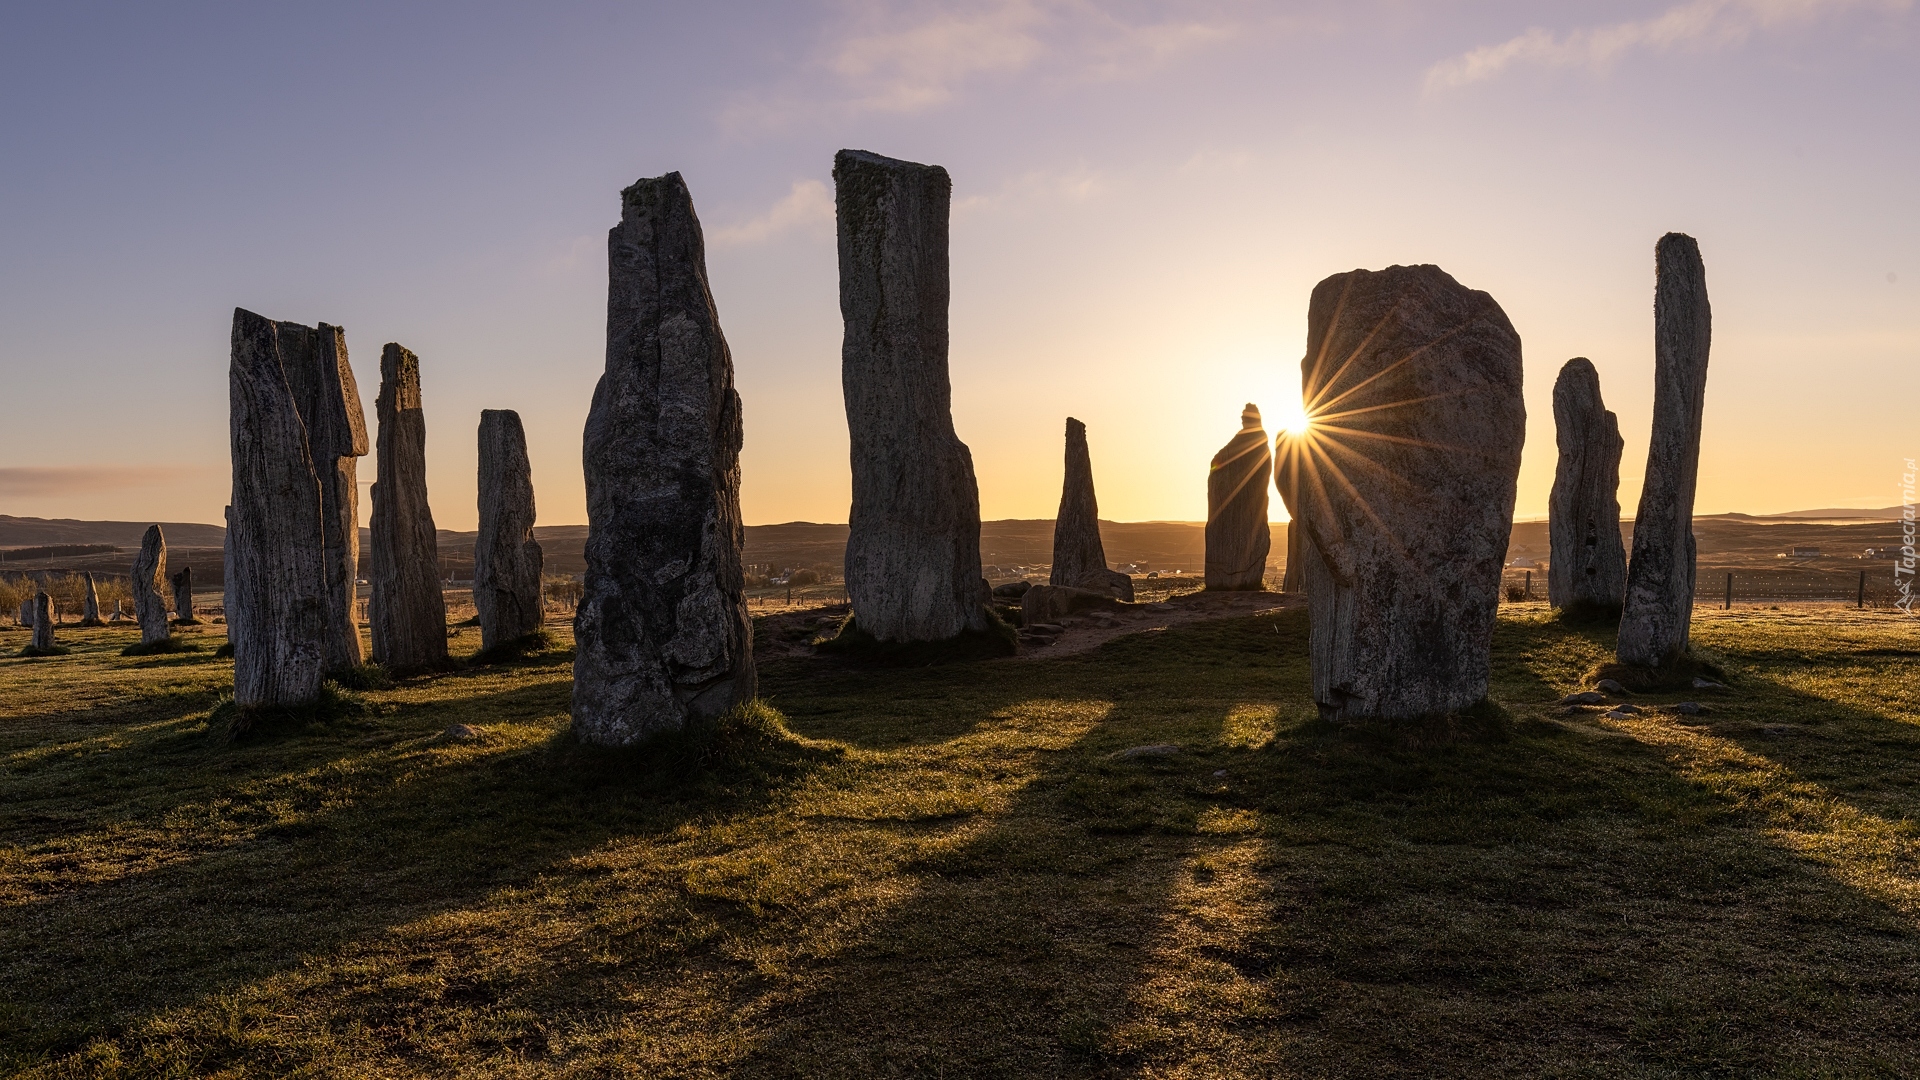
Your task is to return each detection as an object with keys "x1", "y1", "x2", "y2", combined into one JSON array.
[{"x1": 3, "y1": 605, "x2": 1919, "y2": 1077}]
